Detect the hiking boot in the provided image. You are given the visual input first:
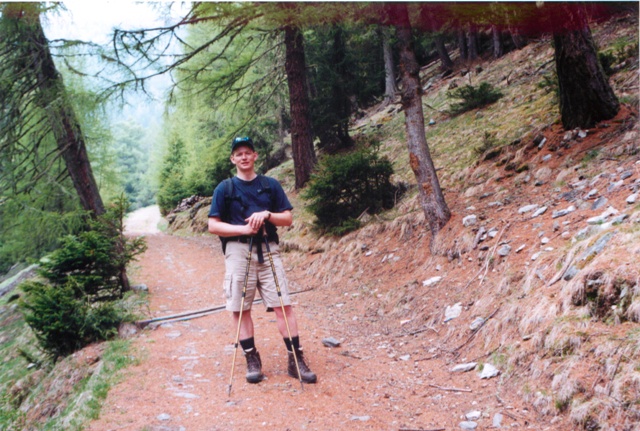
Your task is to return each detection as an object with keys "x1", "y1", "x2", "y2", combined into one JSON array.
[
  {"x1": 244, "y1": 349, "x2": 264, "y2": 383},
  {"x1": 287, "y1": 349, "x2": 317, "y2": 383}
]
